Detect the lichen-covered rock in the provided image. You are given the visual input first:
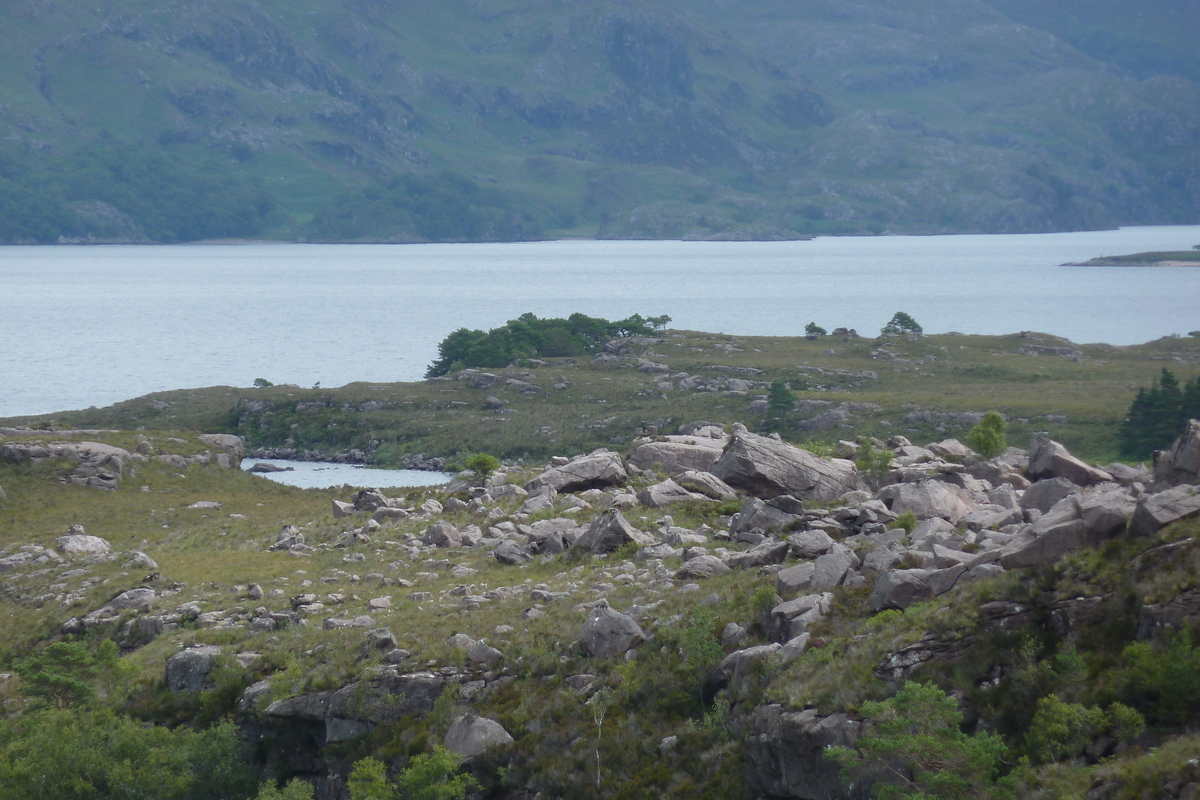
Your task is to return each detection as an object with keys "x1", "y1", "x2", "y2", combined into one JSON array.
[
  {"x1": 1129, "y1": 484, "x2": 1200, "y2": 536},
  {"x1": 55, "y1": 534, "x2": 111, "y2": 555},
  {"x1": 626, "y1": 433, "x2": 729, "y2": 475}
]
